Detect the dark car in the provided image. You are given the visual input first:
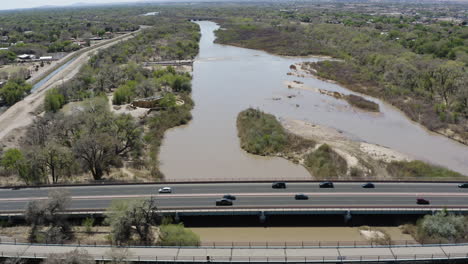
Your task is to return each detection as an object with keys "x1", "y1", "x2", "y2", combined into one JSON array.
[
  {"x1": 416, "y1": 198, "x2": 430, "y2": 205},
  {"x1": 319, "y1": 181, "x2": 334, "y2": 188},
  {"x1": 216, "y1": 199, "x2": 233, "y2": 206},
  {"x1": 223, "y1": 194, "x2": 237, "y2": 200},
  {"x1": 295, "y1": 194, "x2": 309, "y2": 200},
  {"x1": 272, "y1": 182, "x2": 286, "y2": 189},
  {"x1": 458, "y1": 183, "x2": 468, "y2": 188},
  {"x1": 362, "y1": 182, "x2": 375, "y2": 188}
]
